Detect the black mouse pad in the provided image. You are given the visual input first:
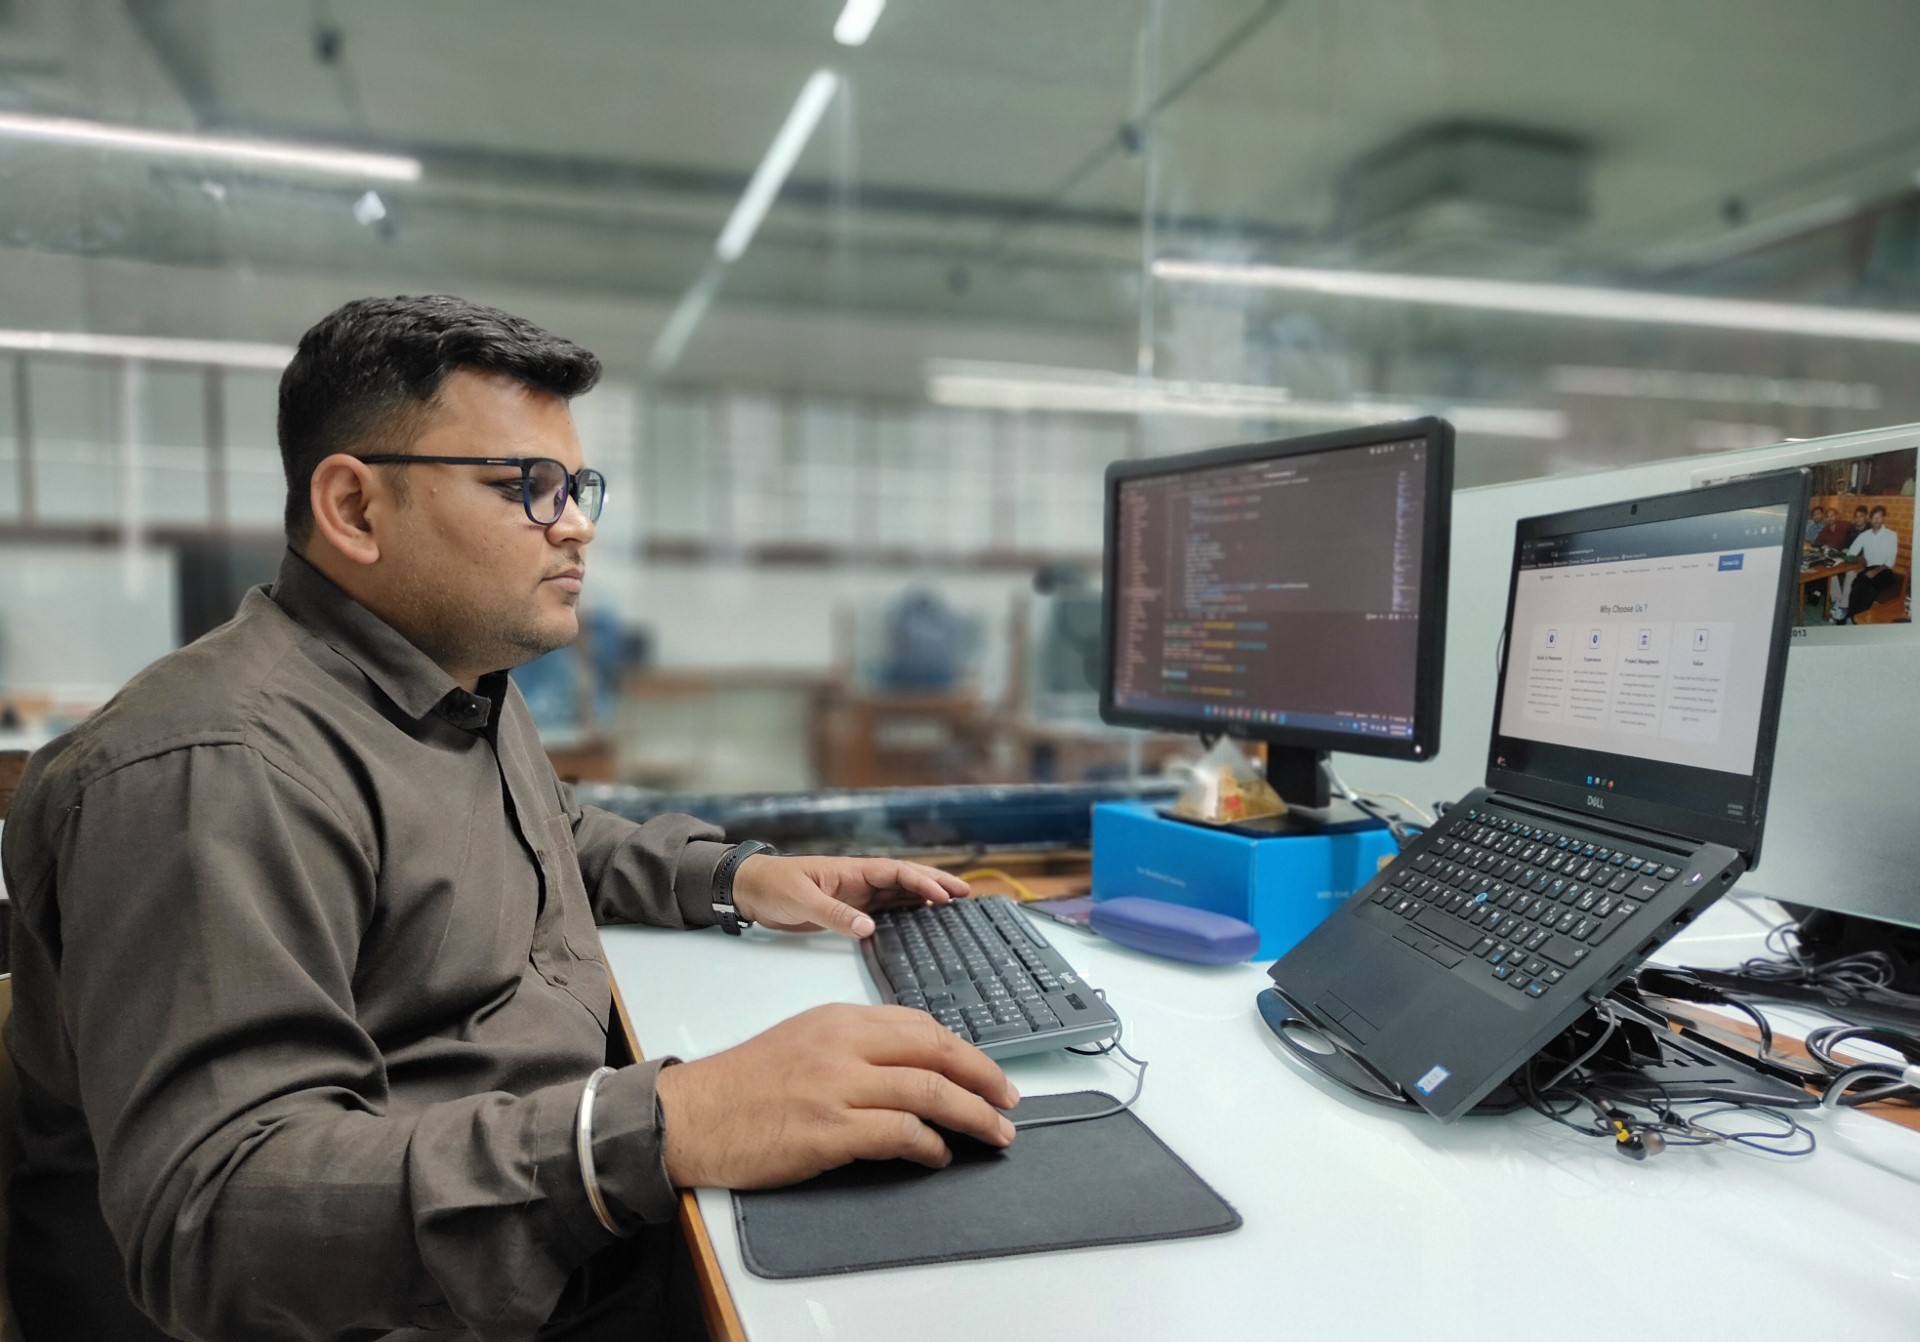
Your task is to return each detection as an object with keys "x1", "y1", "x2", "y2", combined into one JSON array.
[{"x1": 732, "y1": 1090, "x2": 1241, "y2": 1279}]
